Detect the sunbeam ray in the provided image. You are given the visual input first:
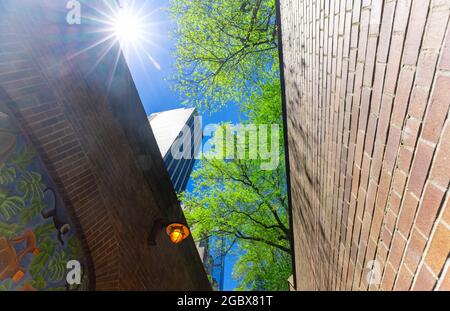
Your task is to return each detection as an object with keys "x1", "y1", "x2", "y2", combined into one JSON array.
[{"x1": 51, "y1": 0, "x2": 162, "y2": 80}]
